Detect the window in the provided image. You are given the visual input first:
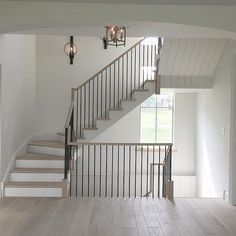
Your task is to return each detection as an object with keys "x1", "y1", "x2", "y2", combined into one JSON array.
[{"x1": 140, "y1": 92, "x2": 174, "y2": 143}]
